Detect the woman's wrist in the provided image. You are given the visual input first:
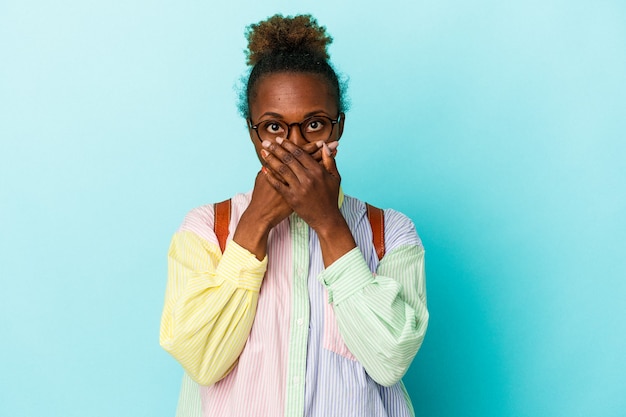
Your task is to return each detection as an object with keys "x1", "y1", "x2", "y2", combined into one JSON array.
[
  {"x1": 312, "y1": 211, "x2": 348, "y2": 238},
  {"x1": 232, "y1": 210, "x2": 272, "y2": 260},
  {"x1": 314, "y1": 215, "x2": 357, "y2": 267}
]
